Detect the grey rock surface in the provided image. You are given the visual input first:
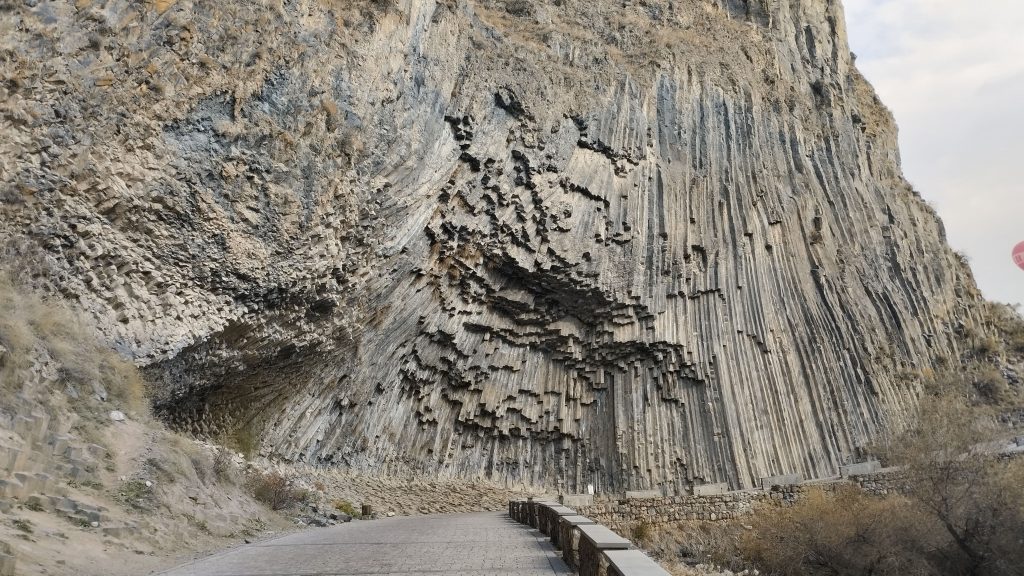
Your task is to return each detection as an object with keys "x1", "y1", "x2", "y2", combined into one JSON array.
[
  {"x1": 0, "y1": 0, "x2": 987, "y2": 492},
  {"x1": 604, "y1": 550, "x2": 672, "y2": 576}
]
